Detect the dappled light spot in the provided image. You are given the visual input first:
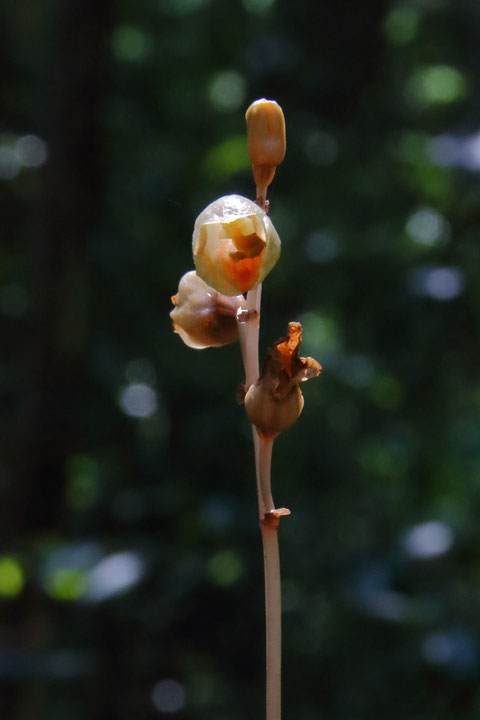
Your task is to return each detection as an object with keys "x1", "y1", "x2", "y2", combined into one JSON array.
[
  {"x1": 40, "y1": 542, "x2": 100, "y2": 600},
  {"x1": 402, "y1": 520, "x2": 453, "y2": 560},
  {"x1": 337, "y1": 354, "x2": 375, "y2": 389},
  {"x1": 422, "y1": 632, "x2": 455, "y2": 666},
  {"x1": 44, "y1": 568, "x2": 87, "y2": 601},
  {"x1": 304, "y1": 130, "x2": 338, "y2": 166},
  {"x1": 112, "y1": 26, "x2": 151, "y2": 62},
  {"x1": 204, "y1": 135, "x2": 250, "y2": 177},
  {"x1": 407, "y1": 266, "x2": 463, "y2": 300},
  {"x1": 407, "y1": 65, "x2": 468, "y2": 107},
  {"x1": 304, "y1": 231, "x2": 339, "y2": 263},
  {"x1": 358, "y1": 441, "x2": 406, "y2": 479},
  {"x1": 427, "y1": 134, "x2": 463, "y2": 167},
  {"x1": 119, "y1": 382, "x2": 158, "y2": 418},
  {"x1": 200, "y1": 496, "x2": 234, "y2": 531},
  {"x1": 0, "y1": 139, "x2": 21, "y2": 180},
  {"x1": 15, "y1": 135, "x2": 47, "y2": 167},
  {"x1": 351, "y1": 563, "x2": 411, "y2": 622},
  {"x1": 243, "y1": 0, "x2": 276, "y2": 14},
  {"x1": 152, "y1": 679, "x2": 186, "y2": 713},
  {"x1": 370, "y1": 375, "x2": 404, "y2": 410},
  {"x1": 395, "y1": 131, "x2": 428, "y2": 165},
  {"x1": 65, "y1": 454, "x2": 99, "y2": 510},
  {"x1": 384, "y1": 6, "x2": 420, "y2": 45},
  {"x1": 298, "y1": 312, "x2": 341, "y2": 360},
  {"x1": 163, "y1": 0, "x2": 209, "y2": 15},
  {"x1": 0, "y1": 556, "x2": 24, "y2": 597},
  {"x1": 209, "y1": 71, "x2": 246, "y2": 113},
  {"x1": 207, "y1": 550, "x2": 244, "y2": 586},
  {"x1": 86, "y1": 551, "x2": 144, "y2": 602},
  {"x1": 125, "y1": 357, "x2": 157, "y2": 385},
  {"x1": 363, "y1": 589, "x2": 411, "y2": 622},
  {"x1": 451, "y1": 133, "x2": 480, "y2": 171},
  {"x1": 0, "y1": 131, "x2": 47, "y2": 179},
  {"x1": 422, "y1": 630, "x2": 477, "y2": 673},
  {"x1": 406, "y1": 208, "x2": 449, "y2": 246},
  {"x1": 428, "y1": 131, "x2": 480, "y2": 171}
]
